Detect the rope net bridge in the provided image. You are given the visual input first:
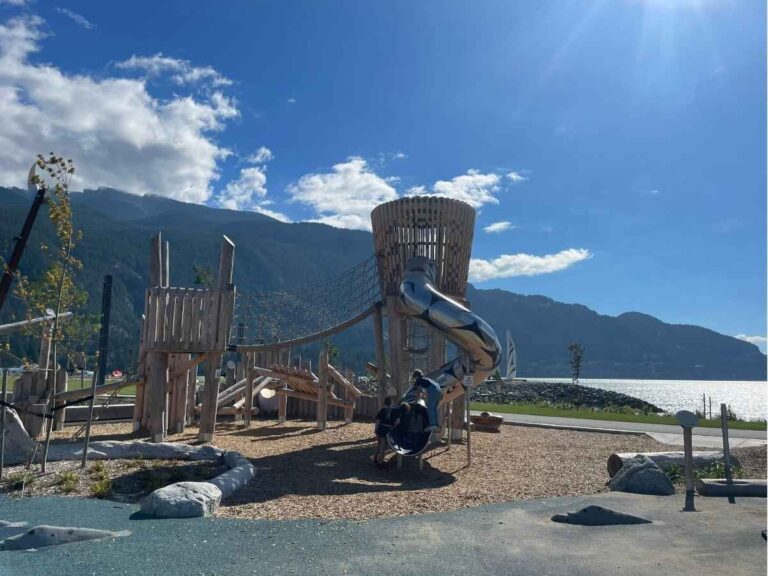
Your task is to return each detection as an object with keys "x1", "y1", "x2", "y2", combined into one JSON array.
[{"x1": 233, "y1": 255, "x2": 382, "y2": 350}]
